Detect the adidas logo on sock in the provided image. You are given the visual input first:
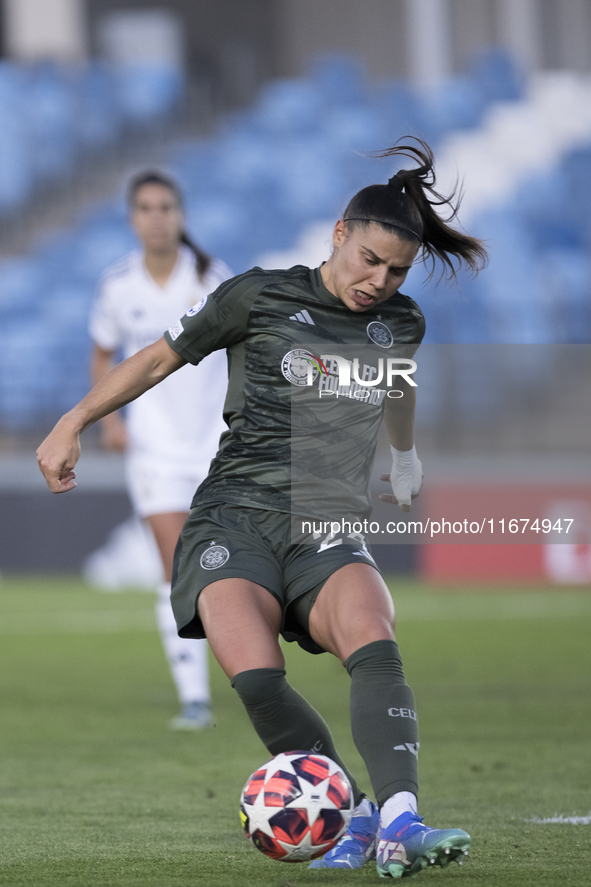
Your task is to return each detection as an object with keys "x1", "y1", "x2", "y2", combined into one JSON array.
[
  {"x1": 393, "y1": 742, "x2": 420, "y2": 757},
  {"x1": 289, "y1": 309, "x2": 315, "y2": 325}
]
